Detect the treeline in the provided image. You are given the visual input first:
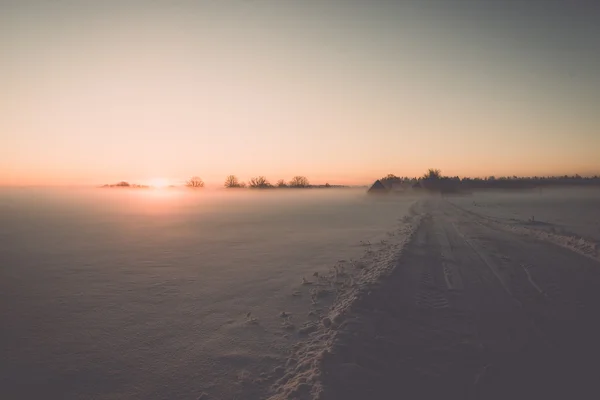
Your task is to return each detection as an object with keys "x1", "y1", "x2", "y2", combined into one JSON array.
[
  {"x1": 221, "y1": 175, "x2": 310, "y2": 189},
  {"x1": 379, "y1": 169, "x2": 600, "y2": 192},
  {"x1": 182, "y1": 175, "x2": 312, "y2": 188},
  {"x1": 101, "y1": 176, "x2": 346, "y2": 189},
  {"x1": 101, "y1": 181, "x2": 149, "y2": 188},
  {"x1": 189, "y1": 175, "x2": 344, "y2": 189}
]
